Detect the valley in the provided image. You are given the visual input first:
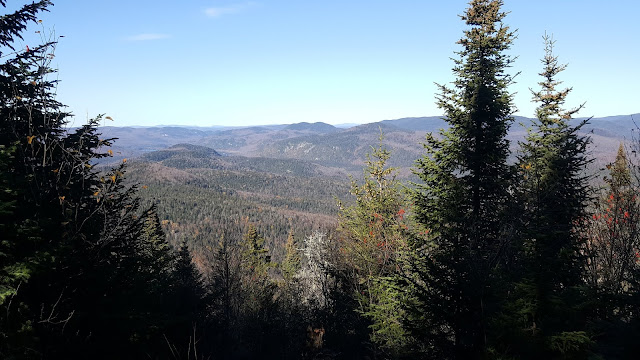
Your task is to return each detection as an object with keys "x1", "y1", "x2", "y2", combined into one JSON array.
[{"x1": 109, "y1": 113, "x2": 639, "y2": 258}]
